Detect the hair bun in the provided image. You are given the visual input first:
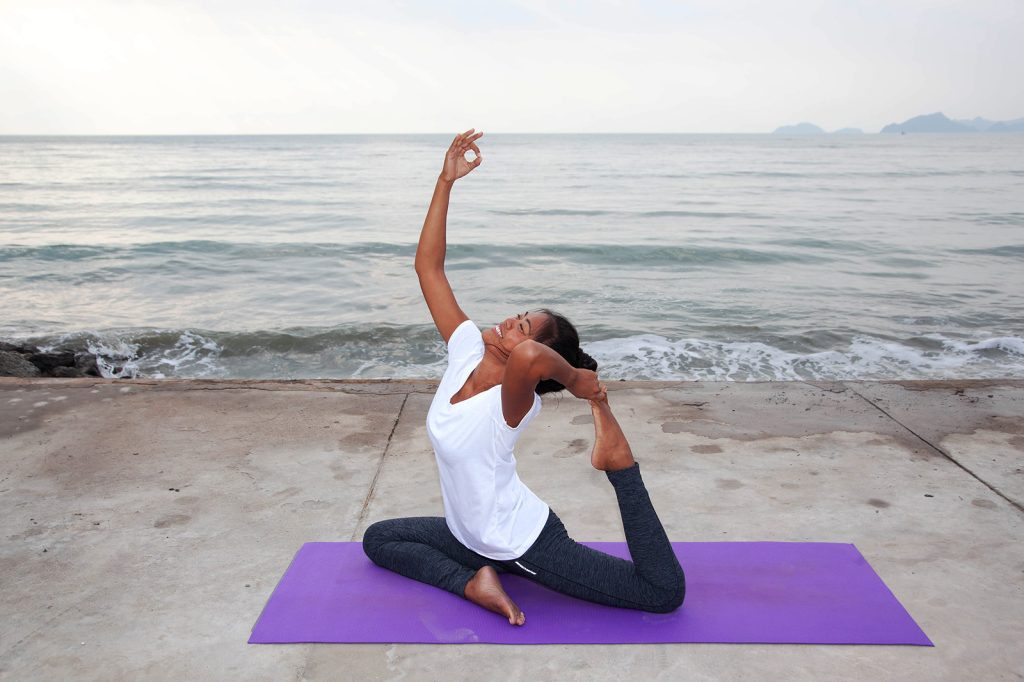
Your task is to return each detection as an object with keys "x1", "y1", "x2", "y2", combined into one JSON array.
[{"x1": 577, "y1": 349, "x2": 598, "y2": 372}]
